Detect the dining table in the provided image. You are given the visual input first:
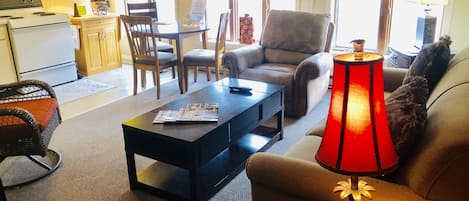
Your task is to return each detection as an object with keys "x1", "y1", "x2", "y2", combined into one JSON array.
[{"x1": 152, "y1": 22, "x2": 210, "y2": 93}]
